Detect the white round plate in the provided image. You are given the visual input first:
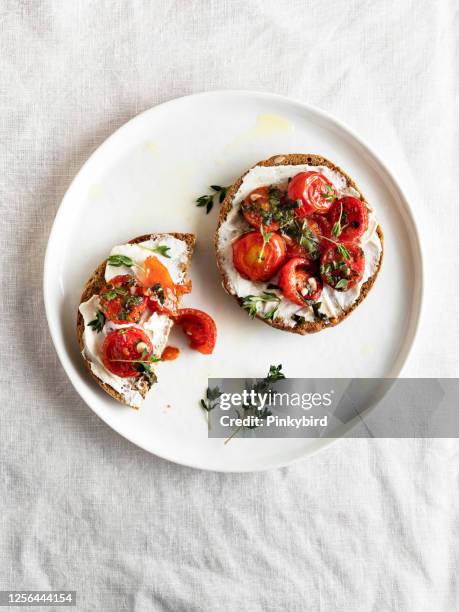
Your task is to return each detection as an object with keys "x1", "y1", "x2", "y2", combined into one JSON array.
[{"x1": 44, "y1": 91, "x2": 423, "y2": 472}]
